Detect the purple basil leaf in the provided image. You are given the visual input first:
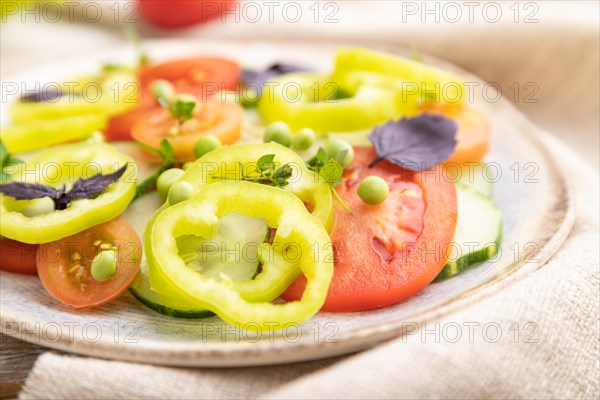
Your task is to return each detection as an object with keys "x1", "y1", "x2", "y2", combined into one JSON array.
[
  {"x1": 54, "y1": 188, "x2": 71, "y2": 210},
  {"x1": 0, "y1": 181, "x2": 60, "y2": 201},
  {"x1": 368, "y1": 114, "x2": 457, "y2": 171},
  {"x1": 242, "y1": 63, "x2": 311, "y2": 94},
  {"x1": 20, "y1": 88, "x2": 65, "y2": 103},
  {"x1": 68, "y1": 164, "x2": 128, "y2": 199},
  {"x1": 0, "y1": 165, "x2": 127, "y2": 211}
]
